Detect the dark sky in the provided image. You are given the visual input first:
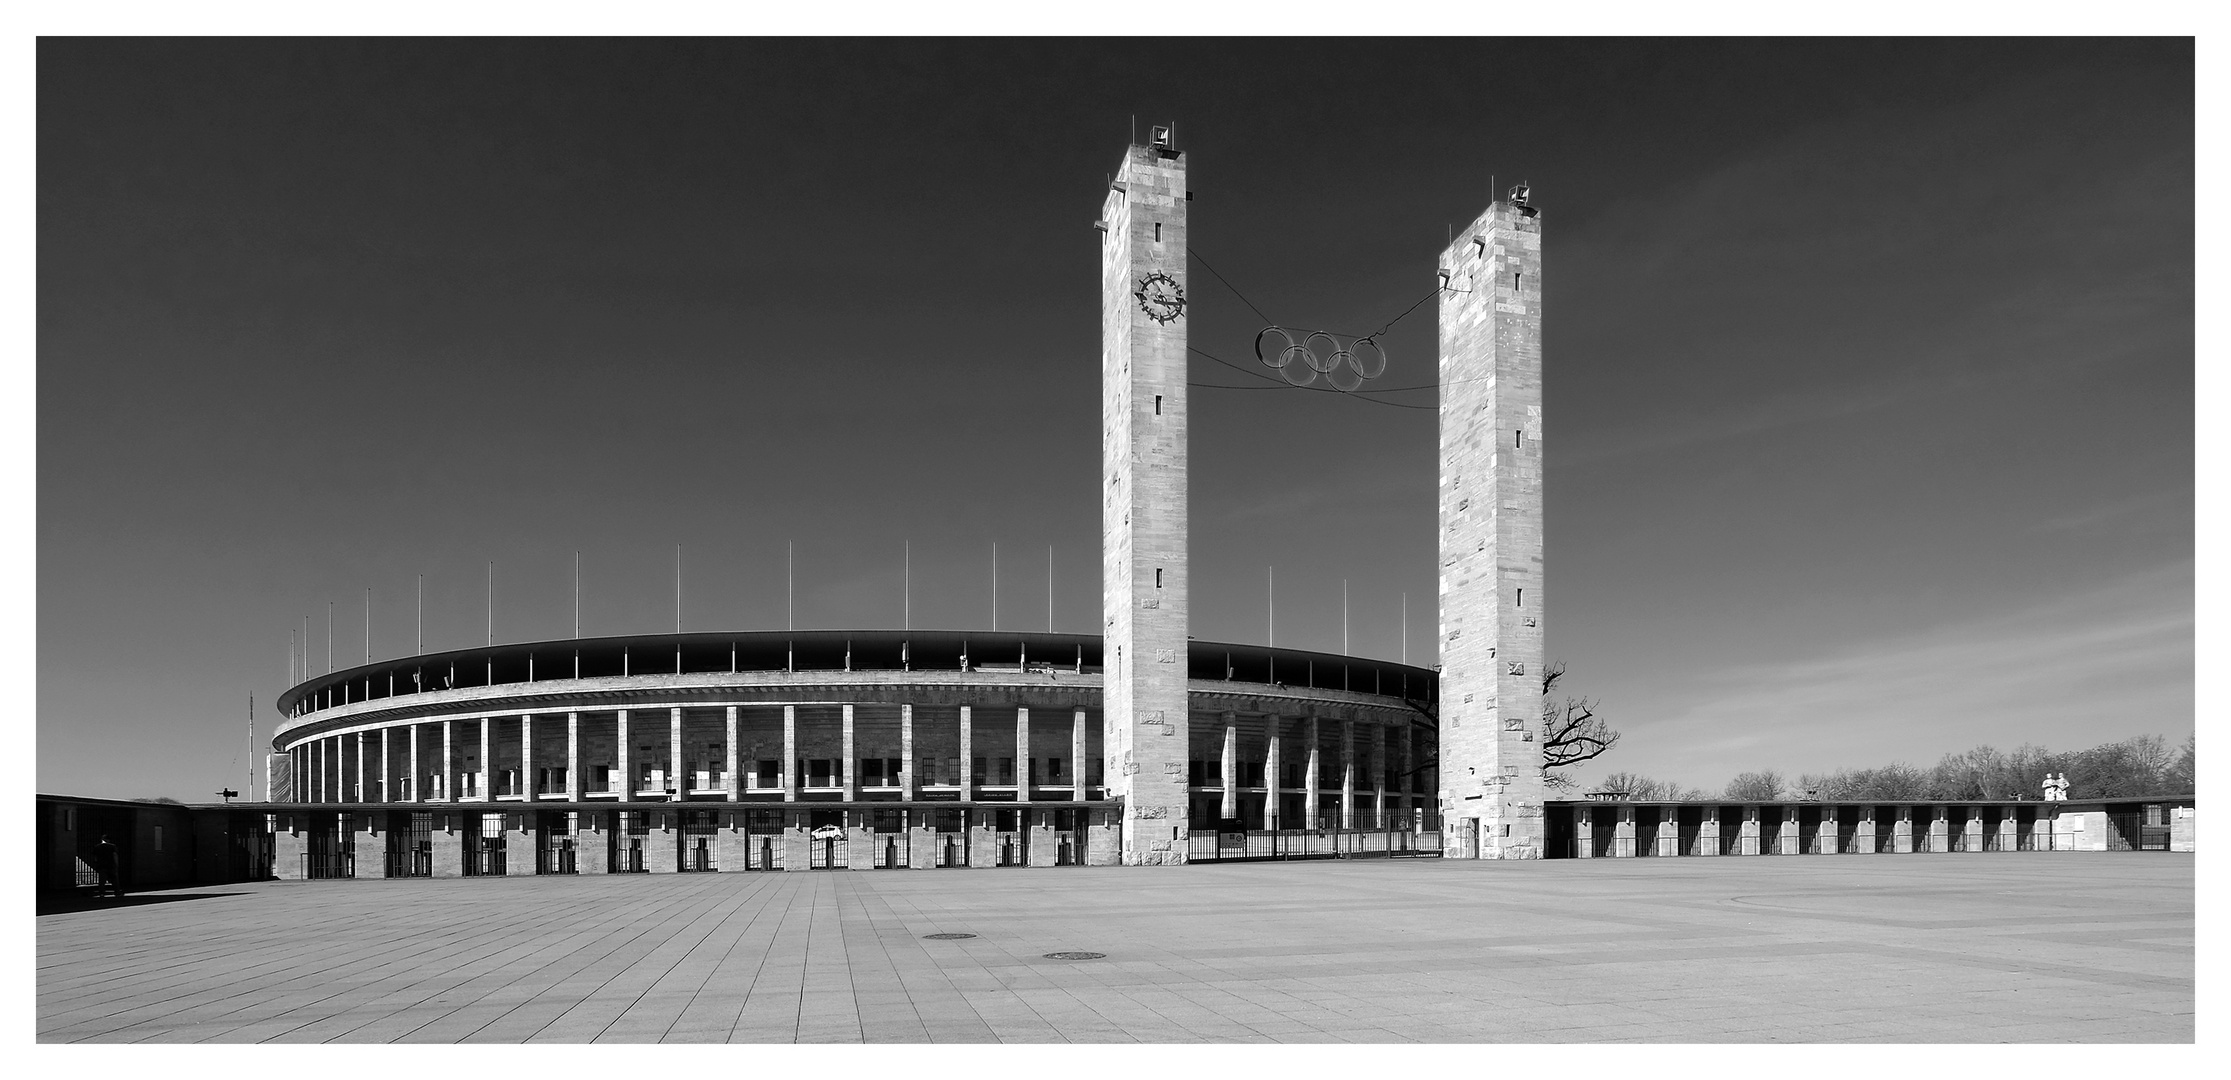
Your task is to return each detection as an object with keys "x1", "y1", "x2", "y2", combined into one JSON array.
[{"x1": 38, "y1": 39, "x2": 2192, "y2": 800}]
